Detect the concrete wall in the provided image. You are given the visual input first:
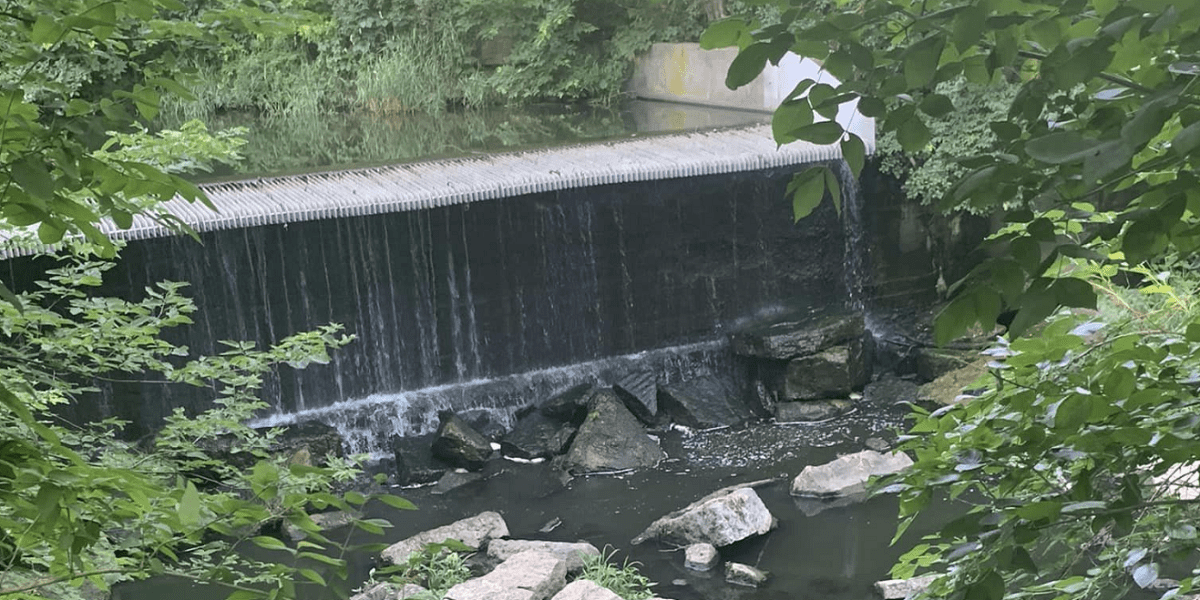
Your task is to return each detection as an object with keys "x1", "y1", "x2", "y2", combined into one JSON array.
[{"x1": 629, "y1": 43, "x2": 875, "y2": 151}]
